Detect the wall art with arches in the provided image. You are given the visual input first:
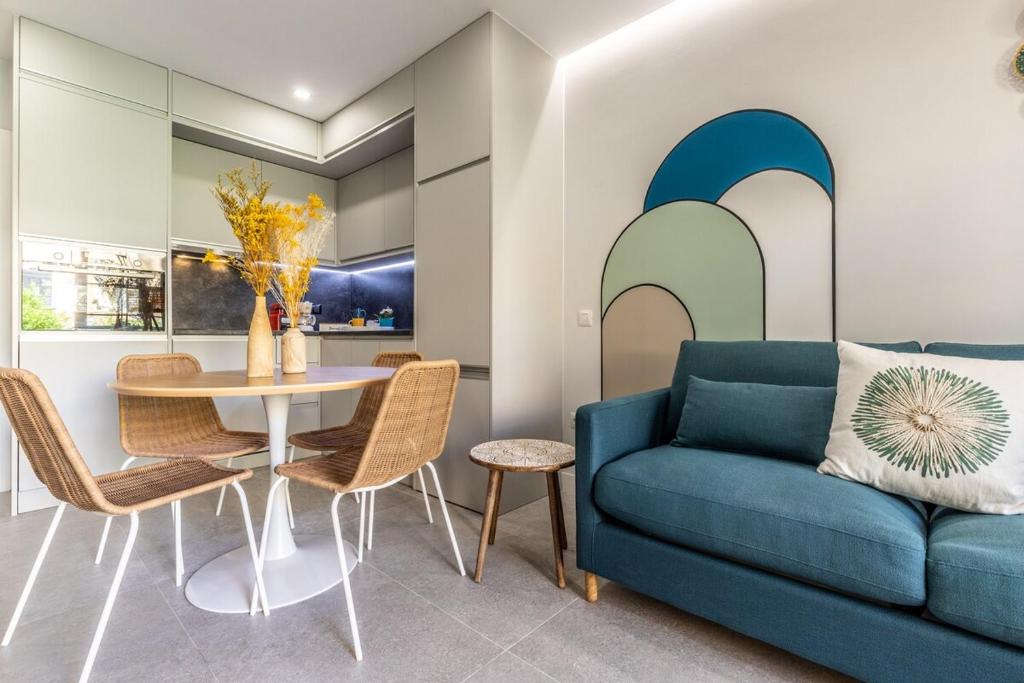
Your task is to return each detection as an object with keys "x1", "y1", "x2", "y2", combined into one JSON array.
[{"x1": 601, "y1": 109, "x2": 836, "y2": 399}]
